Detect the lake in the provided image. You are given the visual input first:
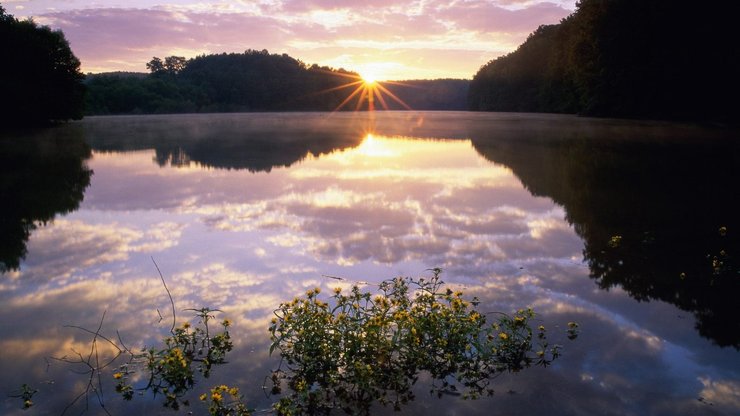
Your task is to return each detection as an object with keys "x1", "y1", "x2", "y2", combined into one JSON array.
[{"x1": 1, "y1": 112, "x2": 738, "y2": 415}]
